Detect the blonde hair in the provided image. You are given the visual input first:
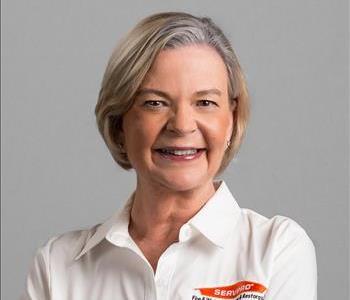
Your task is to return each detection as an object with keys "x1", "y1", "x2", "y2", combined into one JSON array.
[{"x1": 95, "y1": 11, "x2": 250, "y2": 177}]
